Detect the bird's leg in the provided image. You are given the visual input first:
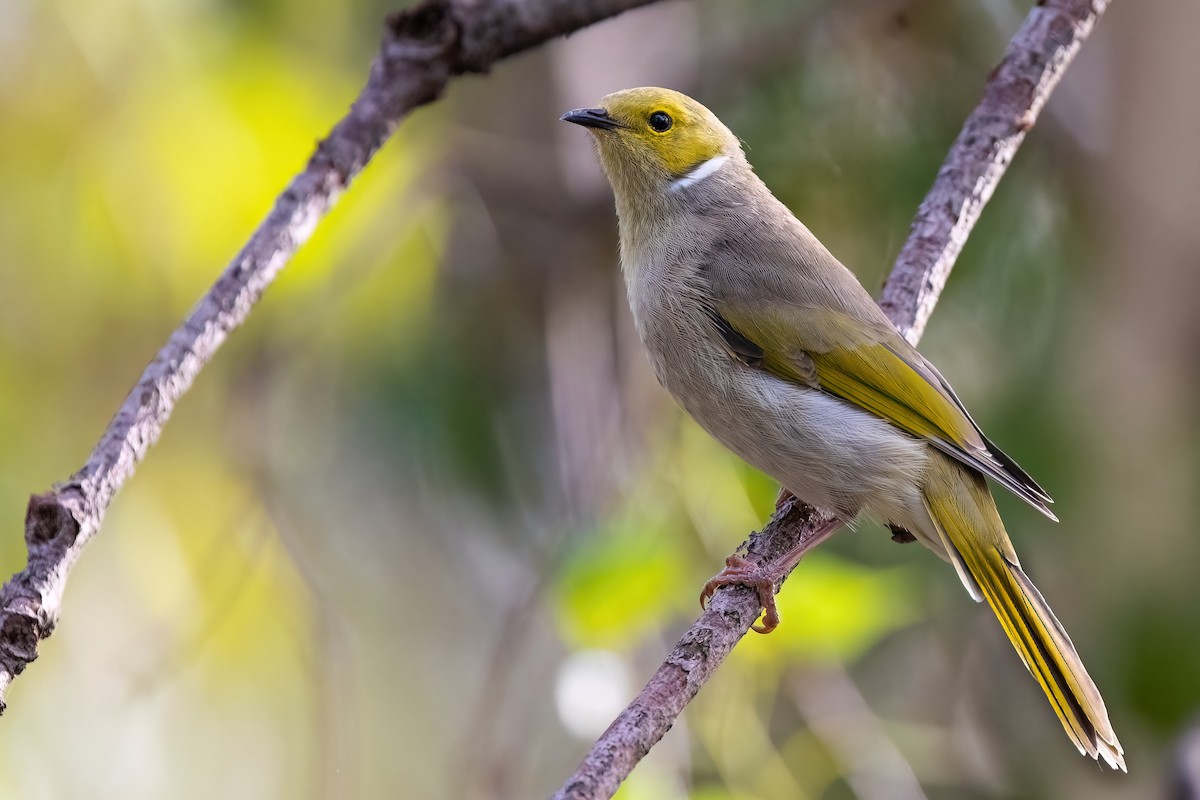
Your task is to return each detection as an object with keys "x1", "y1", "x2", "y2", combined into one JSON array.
[
  {"x1": 699, "y1": 554, "x2": 780, "y2": 632},
  {"x1": 887, "y1": 523, "x2": 917, "y2": 544},
  {"x1": 699, "y1": 517, "x2": 843, "y2": 634}
]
